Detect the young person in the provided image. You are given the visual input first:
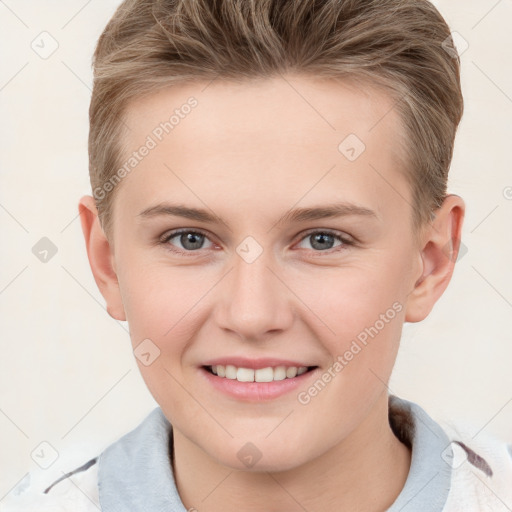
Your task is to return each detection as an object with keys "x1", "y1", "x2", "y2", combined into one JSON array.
[{"x1": 4, "y1": 0, "x2": 511, "y2": 510}]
